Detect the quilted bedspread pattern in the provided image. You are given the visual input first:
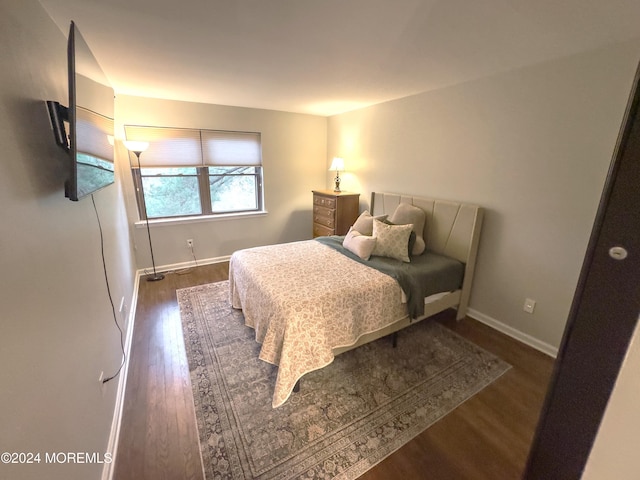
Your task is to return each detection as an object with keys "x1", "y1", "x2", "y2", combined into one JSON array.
[{"x1": 229, "y1": 240, "x2": 408, "y2": 407}]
